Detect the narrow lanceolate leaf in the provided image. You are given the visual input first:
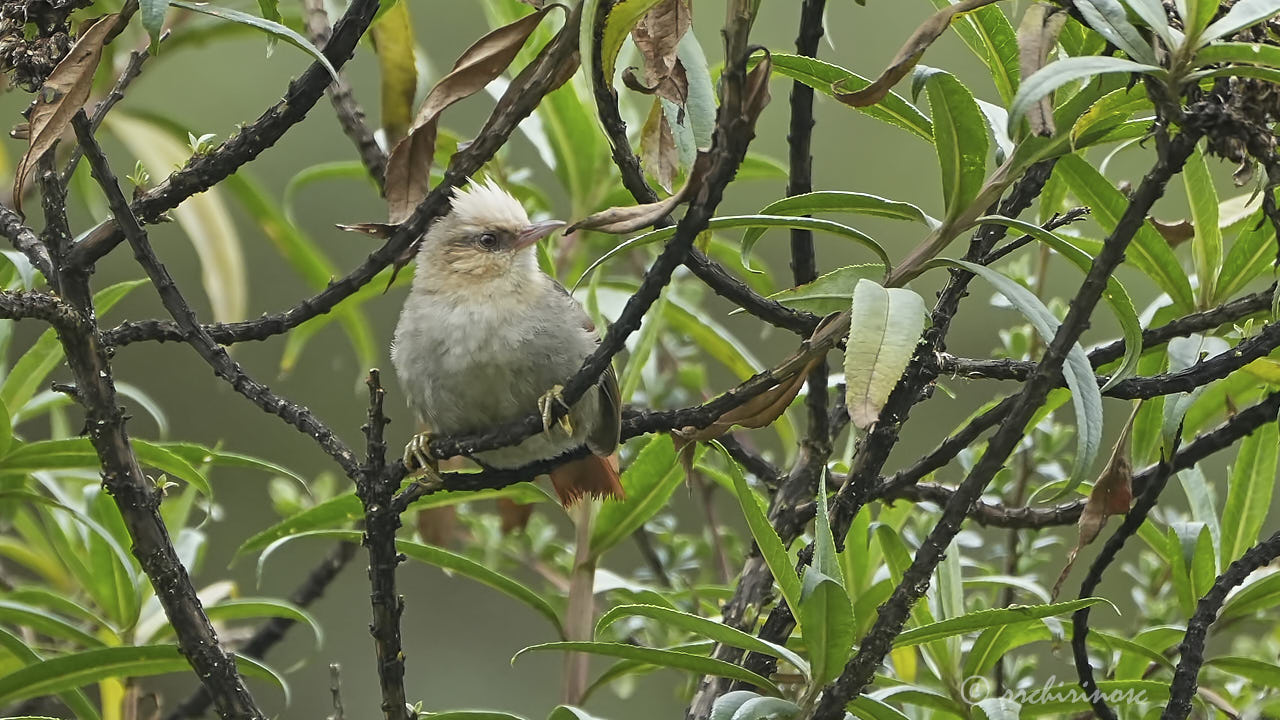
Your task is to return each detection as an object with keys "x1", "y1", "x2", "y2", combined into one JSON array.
[
  {"x1": 370, "y1": 0, "x2": 418, "y2": 144},
  {"x1": 1055, "y1": 153, "x2": 1195, "y2": 312},
  {"x1": 589, "y1": 435, "x2": 683, "y2": 558},
  {"x1": 512, "y1": 642, "x2": 782, "y2": 696},
  {"x1": 170, "y1": 2, "x2": 338, "y2": 81},
  {"x1": 934, "y1": 259, "x2": 1104, "y2": 497},
  {"x1": 761, "y1": 53, "x2": 933, "y2": 141},
  {"x1": 730, "y1": 697, "x2": 803, "y2": 720},
  {"x1": 844, "y1": 279, "x2": 927, "y2": 430},
  {"x1": 798, "y1": 485, "x2": 855, "y2": 687},
  {"x1": 0, "y1": 645, "x2": 284, "y2": 706},
  {"x1": 1124, "y1": 0, "x2": 1179, "y2": 47},
  {"x1": 141, "y1": 0, "x2": 169, "y2": 47},
  {"x1": 1073, "y1": 0, "x2": 1159, "y2": 63},
  {"x1": 3, "y1": 438, "x2": 211, "y2": 498},
  {"x1": 975, "y1": 216, "x2": 1143, "y2": 389},
  {"x1": 595, "y1": 605, "x2": 809, "y2": 677},
  {"x1": 713, "y1": 442, "x2": 802, "y2": 613},
  {"x1": 740, "y1": 193, "x2": 931, "y2": 270},
  {"x1": 921, "y1": 70, "x2": 988, "y2": 222},
  {"x1": 730, "y1": 264, "x2": 885, "y2": 318},
  {"x1": 1202, "y1": 0, "x2": 1280, "y2": 43},
  {"x1": 1183, "y1": 145, "x2": 1223, "y2": 305},
  {"x1": 1219, "y1": 422, "x2": 1278, "y2": 566},
  {"x1": 1009, "y1": 57, "x2": 1162, "y2": 134},
  {"x1": 894, "y1": 598, "x2": 1115, "y2": 647},
  {"x1": 928, "y1": 0, "x2": 1020, "y2": 105},
  {"x1": 836, "y1": 0, "x2": 1002, "y2": 107}
]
